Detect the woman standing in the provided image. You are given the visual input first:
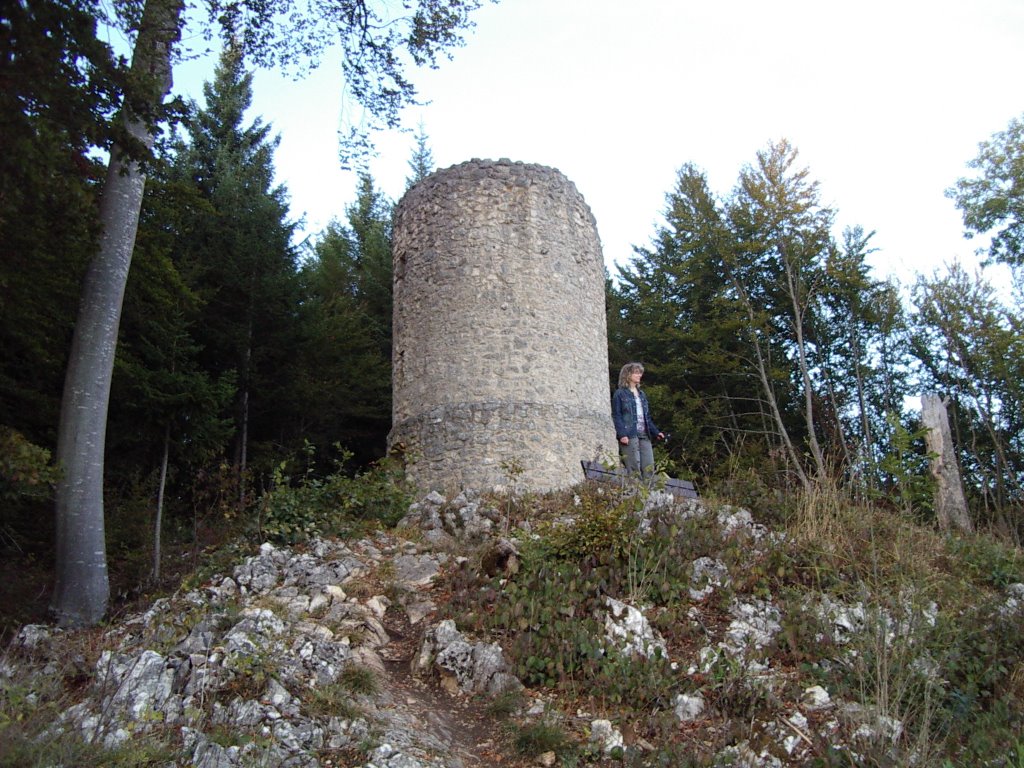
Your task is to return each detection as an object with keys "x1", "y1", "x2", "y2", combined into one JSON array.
[{"x1": 611, "y1": 362, "x2": 664, "y2": 477}]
